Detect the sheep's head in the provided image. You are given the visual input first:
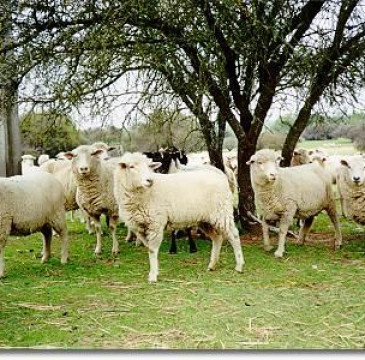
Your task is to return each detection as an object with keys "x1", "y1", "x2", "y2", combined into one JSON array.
[
  {"x1": 21, "y1": 154, "x2": 36, "y2": 165},
  {"x1": 64, "y1": 145, "x2": 104, "y2": 177},
  {"x1": 292, "y1": 148, "x2": 310, "y2": 165},
  {"x1": 247, "y1": 149, "x2": 282, "y2": 185},
  {"x1": 340, "y1": 155, "x2": 365, "y2": 186},
  {"x1": 117, "y1": 152, "x2": 161, "y2": 190},
  {"x1": 91, "y1": 142, "x2": 116, "y2": 160}
]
